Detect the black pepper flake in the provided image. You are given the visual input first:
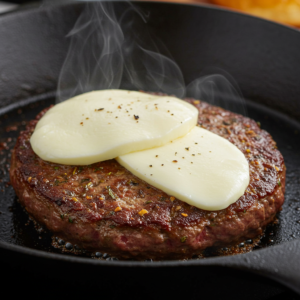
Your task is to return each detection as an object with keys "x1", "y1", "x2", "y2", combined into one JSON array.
[
  {"x1": 149, "y1": 165, "x2": 152, "y2": 167},
  {"x1": 172, "y1": 160, "x2": 178, "y2": 163},
  {"x1": 223, "y1": 121, "x2": 231, "y2": 126},
  {"x1": 81, "y1": 178, "x2": 90, "y2": 183},
  {"x1": 128, "y1": 180, "x2": 139, "y2": 186},
  {"x1": 185, "y1": 147, "x2": 189, "y2": 151},
  {"x1": 95, "y1": 108, "x2": 104, "y2": 111},
  {"x1": 134, "y1": 115, "x2": 139, "y2": 120}
]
